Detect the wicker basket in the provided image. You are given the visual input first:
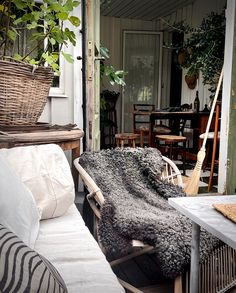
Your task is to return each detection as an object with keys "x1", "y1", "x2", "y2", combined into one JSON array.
[{"x1": 0, "y1": 59, "x2": 54, "y2": 125}]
